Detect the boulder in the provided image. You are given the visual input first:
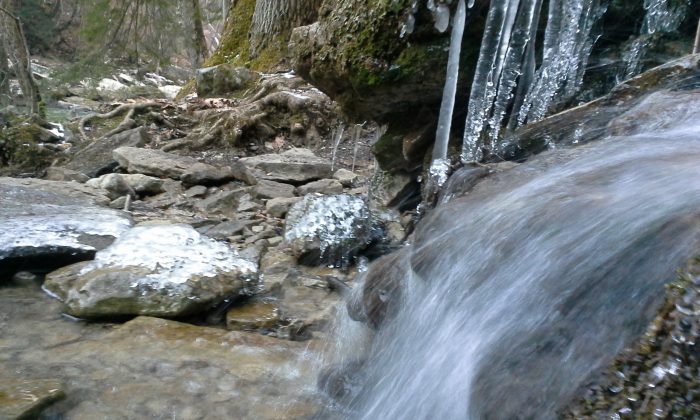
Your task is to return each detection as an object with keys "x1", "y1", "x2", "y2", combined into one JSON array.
[
  {"x1": 65, "y1": 127, "x2": 149, "y2": 177},
  {"x1": 296, "y1": 179, "x2": 344, "y2": 196},
  {"x1": 240, "y1": 148, "x2": 332, "y2": 184},
  {"x1": 198, "y1": 220, "x2": 257, "y2": 240},
  {"x1": 252, "y1": 180, "x2": 296, "y2": 199},
  {"x1": 195, "y1": 64, "x2": 260, "y2": 97},
  {"x1": 86, "y1": 173, "x2": 135, "y2": 200},
  {"x1": 43, "y1": 224, "x2": 257, "y2": 318},
  {"x1": 194, "y1": 187, "x2": 249, "y2": 216},
  {"x1": 265, "y1": 197, "x2": 303, "y2": 218},
  {"x1": 333, "y1": 168, "x2": 359, "y2": 187},
  {"x1": 181, "y1": 162, "x2": 237, "y2": 187},
  {"x1": 290, "y1": 1, "x2": 484, "y2": 125},
  {"x1": 44, "y1": 167, "x2": 90, "y2": 183},
  {"x1": 284, "y1": 195, "x2": 372, "y2": 266},
  {"x1": 0, "y1": 379, "x2": 65, "y2": 419},
  {"x1": 121, "y1": 173, "x2": 165, "y2": 195},
  {"x1": 0, "y1": 180, "x2": 132, "y2": 274},
  {"x1": 113, "y1": 147, "x2": 199, "y2": 179}
]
